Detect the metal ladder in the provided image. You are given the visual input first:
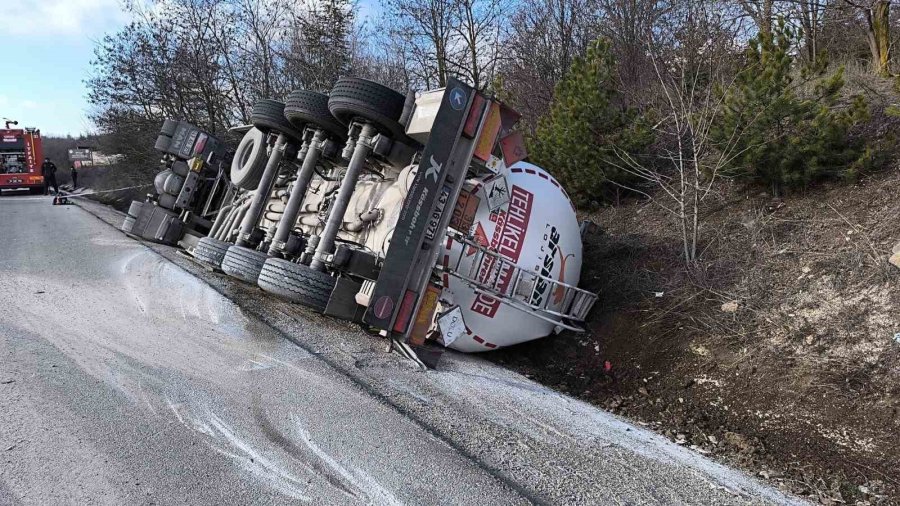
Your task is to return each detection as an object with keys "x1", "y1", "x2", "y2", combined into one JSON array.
[{"x1": 440, "y1": 230, "x2": 598, "y2": 332}]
